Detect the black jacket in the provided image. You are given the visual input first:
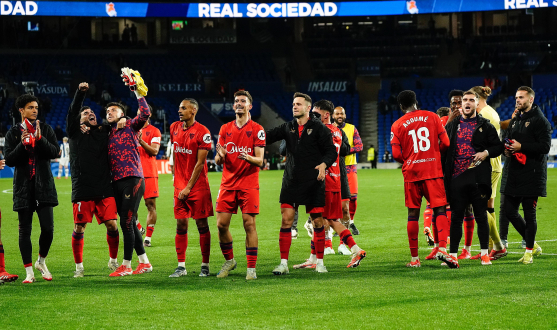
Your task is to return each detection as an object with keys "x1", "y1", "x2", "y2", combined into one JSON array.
[
  {"x1": 4, "y1": 121, "x2": 60, "y2": 211},
  {"x1": 500, "y1": 105, "x2": 552, "y2": 197},
  {"x1": 66, "y1": 89, "x2": 114, "y2": 203},
  {"x1": 443, "y1": 114, "x2": 504, "y2": 203},
  {"x1": 266, "y1": 113, "x2": 337, "y2": 206}
]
